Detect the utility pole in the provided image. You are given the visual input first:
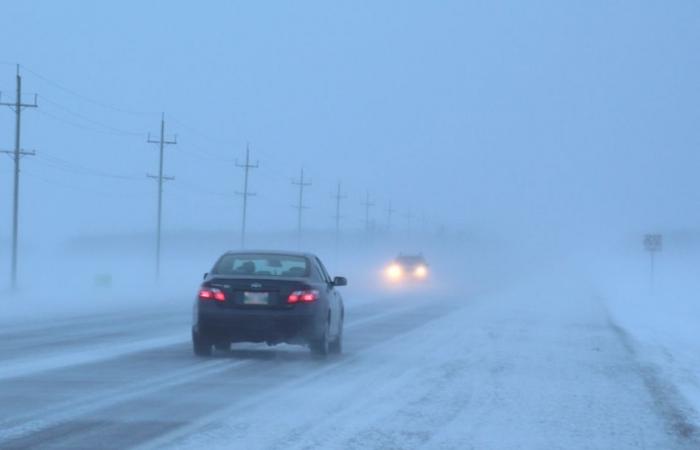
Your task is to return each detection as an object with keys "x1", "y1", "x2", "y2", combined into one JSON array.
[
  {"x1": 332, "y1": 181, "x2": 346, "y2": 249},
  {"x1": 360, "y1": 191, "x2": 375, "y2": 233},
  {"x1": 236, "y1": 143, "x2": 258, "y2": 249},
  {"x1": 1, "y1": 65, "x2": 37, "y2": 290},
  {"x1": 147, "y1": 113, "x2": 176, "y2": 281},
  {"x1": 292, "y1": 168, "x2": 311, "y2": 248},
  {"x1": 386, "y1": 201, "x2": 395, "y2": 232}
]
